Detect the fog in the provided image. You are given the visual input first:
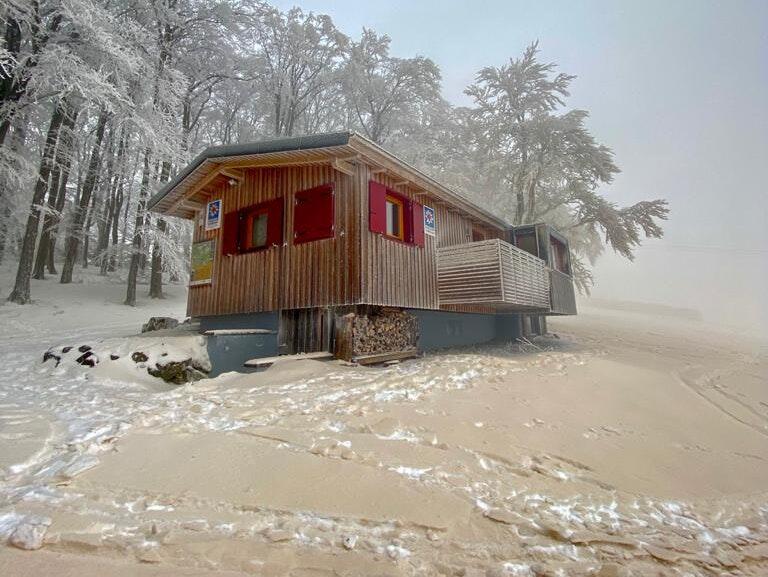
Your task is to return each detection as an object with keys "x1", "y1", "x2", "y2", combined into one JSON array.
[{"x1": 275, "y1": 0, "x2": 768, "y2": 334}]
